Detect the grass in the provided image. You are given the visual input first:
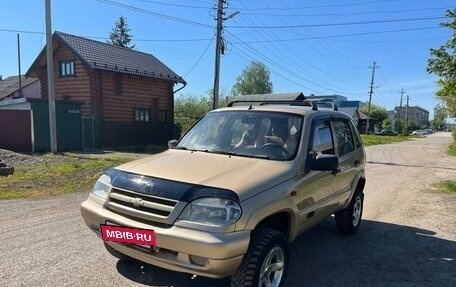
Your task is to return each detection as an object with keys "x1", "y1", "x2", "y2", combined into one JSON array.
[
  {"x1": 360, "y1": 134, "x2": 413, "y2": 146},
  {"x1": 437, "y1": 180, "x2": 456, "y2": 194},
  {"x1": 108, "y1": 144, "x2": 168, "y2": 154},
  {"x1": 0, "y1": 155, "x2": 131, "y2": 200},
  {"x1": 449, "y1": 132, "x2": 456, "y2": 156}
]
